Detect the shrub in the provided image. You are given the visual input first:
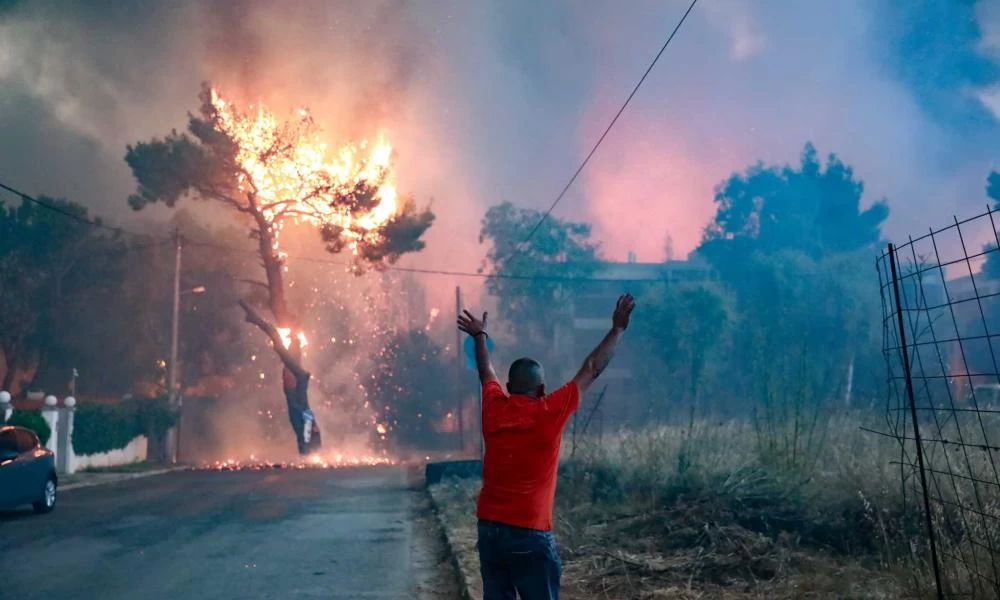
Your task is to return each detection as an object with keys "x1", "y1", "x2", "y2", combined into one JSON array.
[
  {"x1": 72, "y1": 396, "x2": 175, "y2": 456},
  {"x1": 5, "y1": 410, "x2": 51, "y2": 446}
]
